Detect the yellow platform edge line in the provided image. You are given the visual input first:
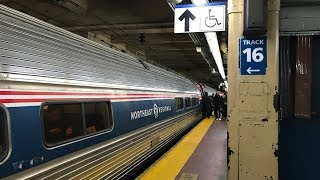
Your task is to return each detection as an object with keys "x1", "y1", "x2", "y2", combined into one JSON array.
[{"x1": 139, "y1": 117, "x2": 214, "y2": 180}]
